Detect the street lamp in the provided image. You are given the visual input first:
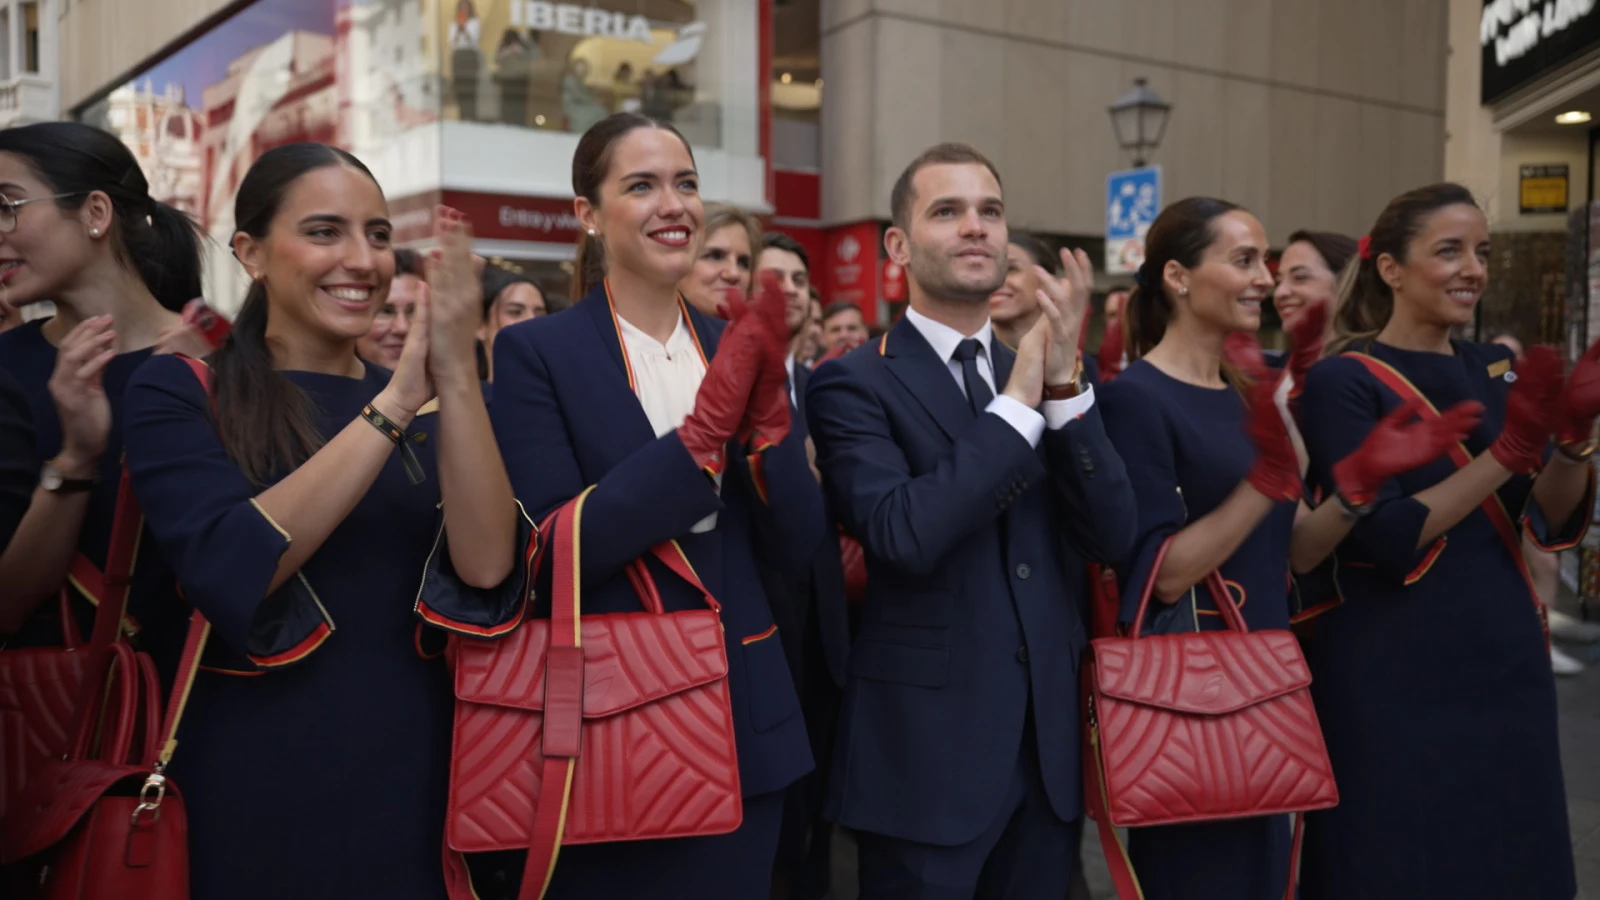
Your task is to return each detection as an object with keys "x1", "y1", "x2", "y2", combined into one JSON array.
[{"x1": 1108, "y1": 78, "x2": 1172, "y2": 168}]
